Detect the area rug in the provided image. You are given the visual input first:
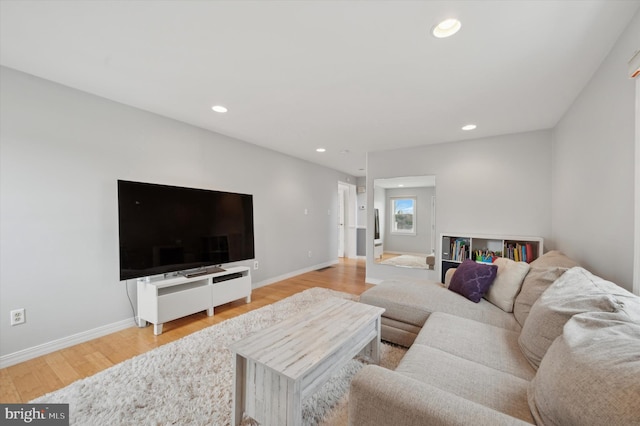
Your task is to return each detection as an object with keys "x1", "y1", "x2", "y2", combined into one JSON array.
[
  {"x1": 32, "y1": 287, "x2": 406, "y2": 425},
  {"x1": 380, "y1": 254, "x2": 428, "y2": 269}
]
